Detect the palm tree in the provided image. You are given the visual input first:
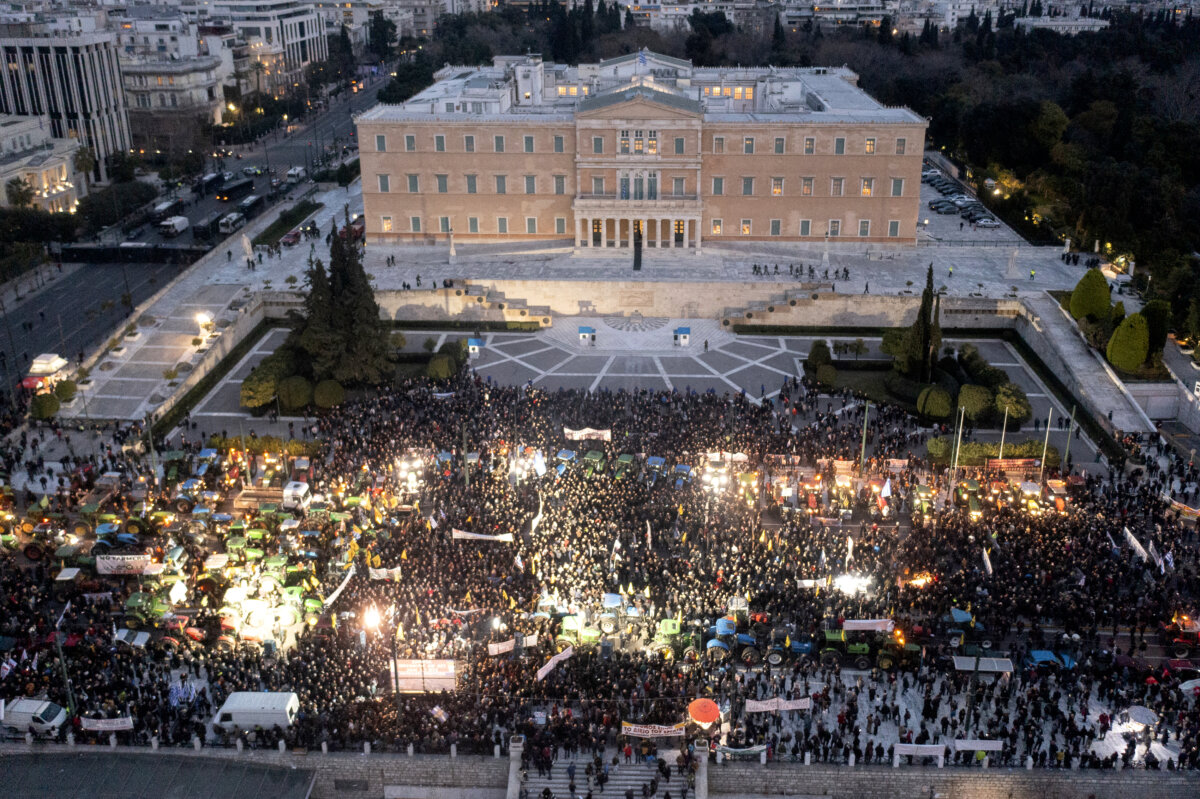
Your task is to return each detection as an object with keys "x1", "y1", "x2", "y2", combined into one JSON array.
[
  {"x1": 251, "y1": 60, "x2": 267, "y2": 98},
  {"x1": 5, "y1": 176, "x2": 34, "y2": 208},
  {"x1": 73, "y1": 146, "x2": 96, "y2": 195}
]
